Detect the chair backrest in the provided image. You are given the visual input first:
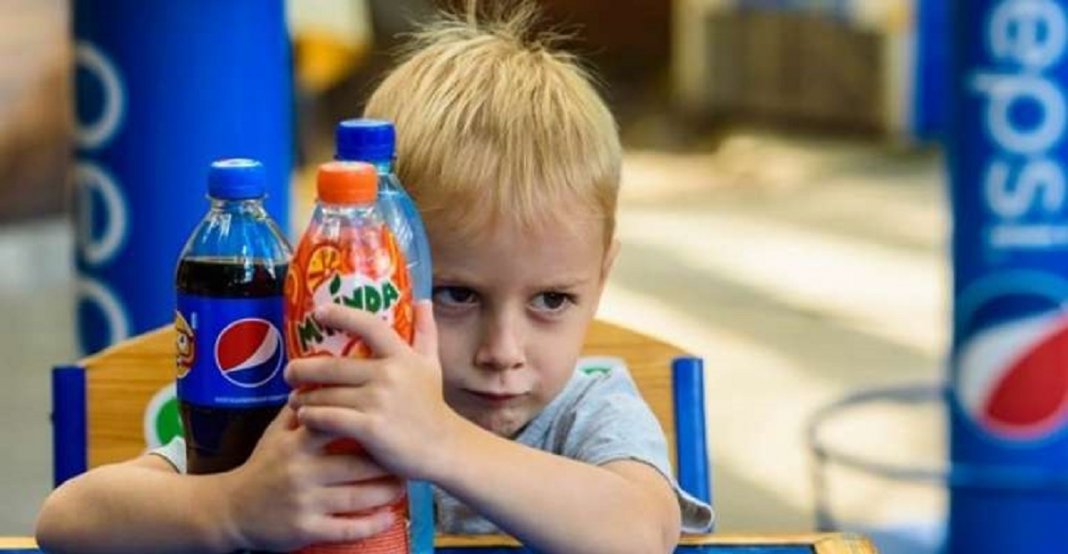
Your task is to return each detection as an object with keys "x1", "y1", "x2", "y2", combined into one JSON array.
[
  {"x1": 52, "y1": 319, "x2": 697, "y2": 482},
  {"x1": 52, "y1": 326, "x2": 172, "y2": 481},
  {"x1": 581, "y1": 319, "x2": 689, "y2": 469}
]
